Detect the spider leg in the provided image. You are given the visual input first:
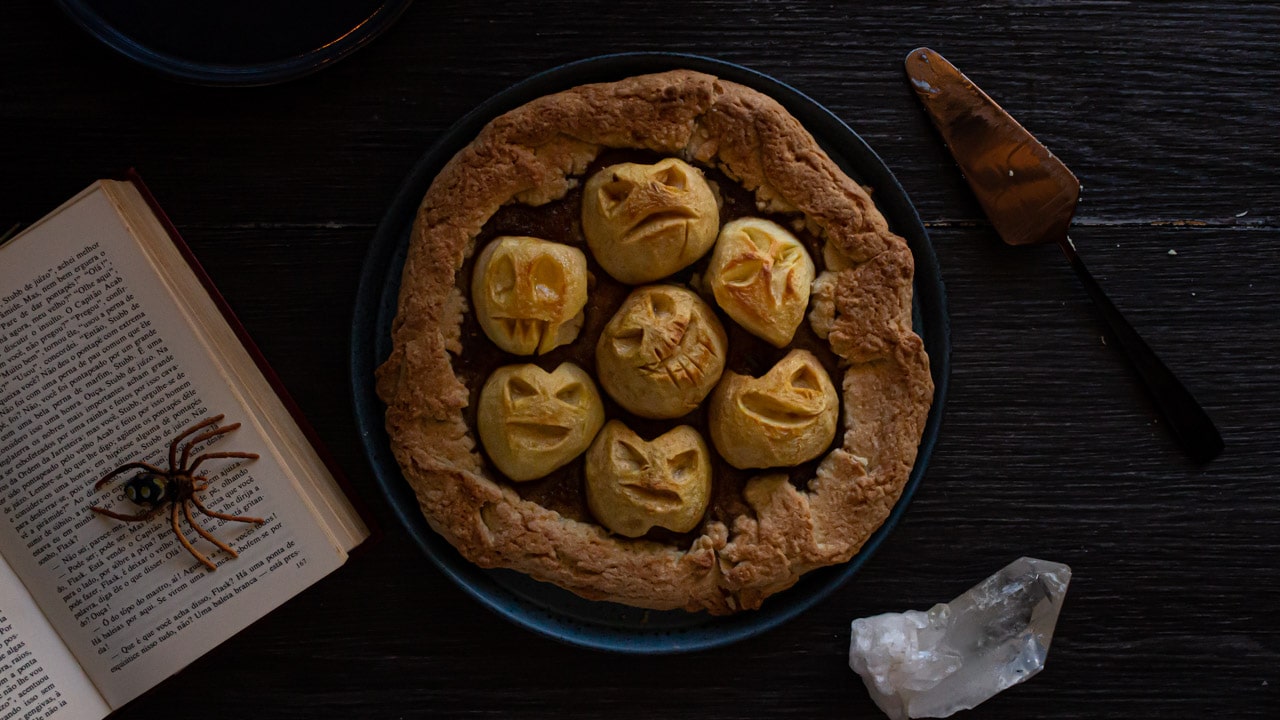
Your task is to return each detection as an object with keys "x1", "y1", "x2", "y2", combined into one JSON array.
[
  {"x1": 94, "y1": 462, "x2": 166, "y2": 490},
  {"x1": 179, "y1": 422, "x2": 242, "y2": 471},
  {"x1": 188, "y1": 451, "x2": 259, "y2": 474},
  {"x1": 168, "y1": 414, "x2": 225, "y2": 470},
  {"x1": 190, "y1": 494, "x2": 266, "y2": 525},
  {"x1": 182, "y1": 500, "x2": 239, "y2": 558},
  {"x1": 172, "y1": 503, "x2": 216, "y2": 571},
  {"x1": 90, "y1": 504, "x2": 166, "y2": 522}
]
